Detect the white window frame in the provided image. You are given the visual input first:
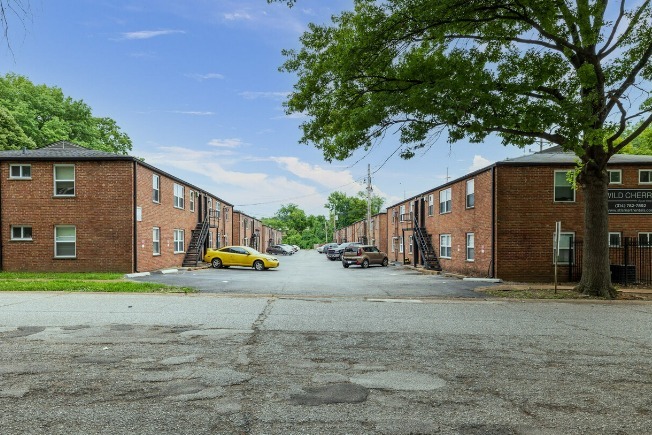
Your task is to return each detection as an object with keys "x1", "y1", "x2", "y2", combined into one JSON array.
[
  {"x1": 639, "y1": 232, "x2": 652, "y2": 247},
  {"x1": 408, "y1": 235, "x2": 413, "y2": 254},
  {"x1": 439, "y1": 188, "x2": 452, "y2": 214},
  {"x1": 428, "y1": 194, "x2": 434, "y2": 216},
  {"x1": 399, "y1": 205, "x2": 406, "y2": 221},
  {"x1": 553, "y1": 232, "x2": 575, "y2": 265},
  {"x1": 440, "y1": 234, "x2": 452, "y2": 259},
  {"x1": 53, "y1": 164, "x2": 75, "y2": 197},
  {"x1": 173, "y1": 229, "x2": 185, "y2": 253},
  {"x1": 608, "y1": 170, "x2": 622, "y2": 185},
  {"x1": 173, "y1": 183, "x2": 184, "y2": 209},
  {"x1": 554, "y1": 170, "x2": 575, "y2": 202},
  {"x1": 639, "y1": 169, "x2": 652, "y2": 184},
  {"x1": 608, "y1": 232, "x2": 621, "y2": 247},
  {"x1": 466, "y1": 179, "x2": 475, "y2": 208},
  {"x1": 209, "y1": 231, "x2": 213, "y2": 249},
  {"x1": 190, "y1": 190, "x2": 195, "y2": 212},
  {"x1": 54, "y1": 225, "x2": 76, "y2": 258},
  {"x1": 466, "y1": 233, "x2": 475, "y2": 261},
  {"x1": 153, "y1": 227, "x2": 160, "y2": 255},
  {"x1": 11, "y1": 225, "x2": 32, "y2": 241},
  {"x1": 9, "y1": 164, "x2": 31, "y2": 179},
  {"x1": 153, "y1": 174, "x2": 160, "y2": 203},
  {"x1": 399, "y1": 236, "x2": 404, "y2": 253}
]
